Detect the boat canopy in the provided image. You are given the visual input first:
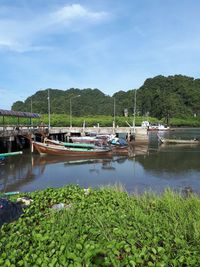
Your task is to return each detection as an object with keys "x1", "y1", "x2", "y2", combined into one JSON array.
[{"x1": 0, "y1": 109, "x2": 40, "y2": 118}]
